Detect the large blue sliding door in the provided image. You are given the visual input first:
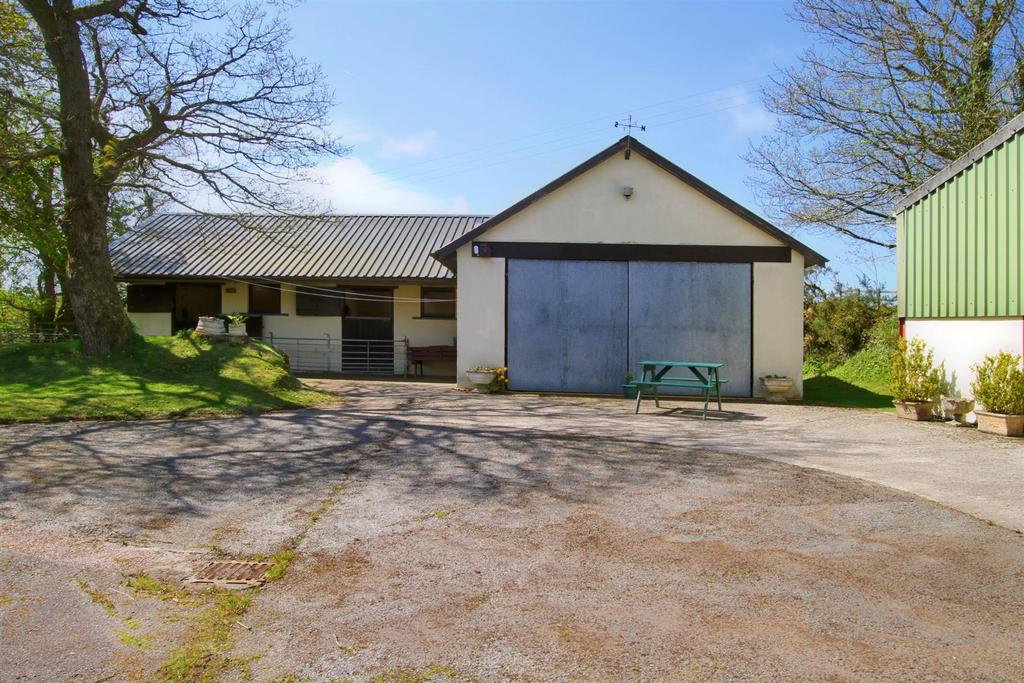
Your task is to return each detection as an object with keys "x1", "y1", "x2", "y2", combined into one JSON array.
[
  {"x1": 506, "y1": 259, "x2": 628, "y2": 392},
  {"x1": 627, "y1": 262, "x2": 751, "y2": 396},
  {"x1": 505, "y1": 259, "x2": 752, "y2": 395}
]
